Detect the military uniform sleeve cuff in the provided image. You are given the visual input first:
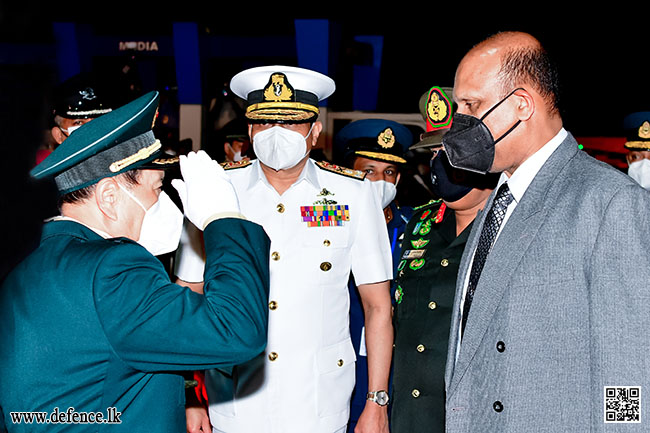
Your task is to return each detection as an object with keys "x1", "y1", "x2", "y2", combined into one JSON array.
[{"x1": 203, "y1": 212, "x2": 247, "y2": 229}]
